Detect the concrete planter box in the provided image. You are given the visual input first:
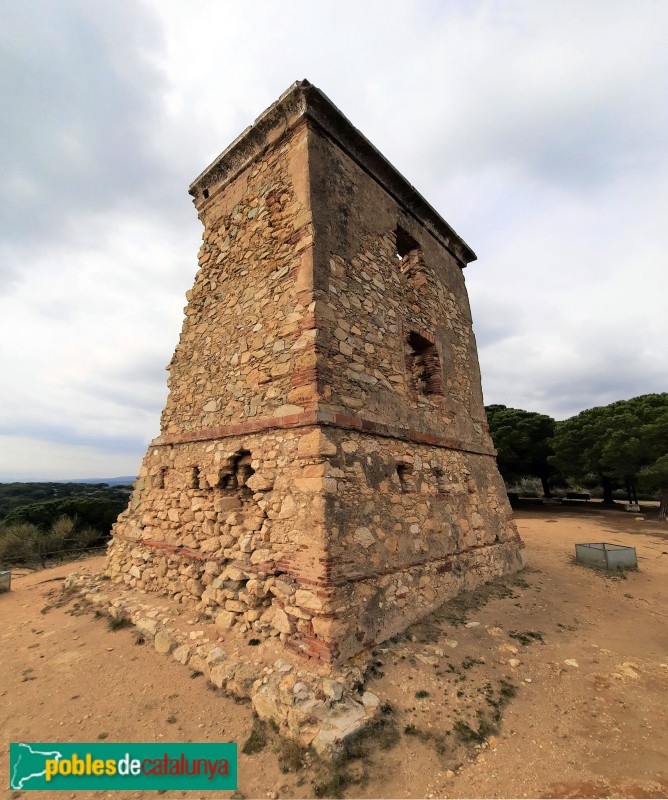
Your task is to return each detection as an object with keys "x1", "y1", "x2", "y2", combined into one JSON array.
[
  {"x1": 0, "y1": 571, "x2": 11, "y2": 593},
  {"x1": 575, "y1": 543, "x2": 637, "y2": 571}
]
